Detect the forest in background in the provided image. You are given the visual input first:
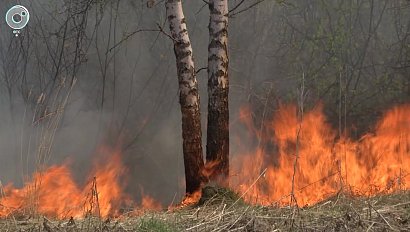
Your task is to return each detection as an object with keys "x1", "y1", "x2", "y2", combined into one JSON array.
[{"x1": 0, "y1": 0, "x2": 409, "y2": 205}]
